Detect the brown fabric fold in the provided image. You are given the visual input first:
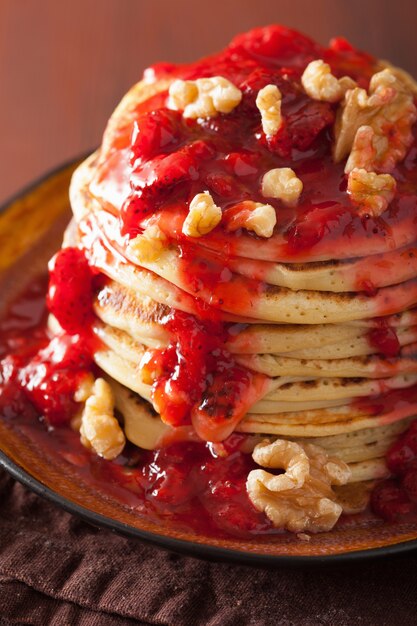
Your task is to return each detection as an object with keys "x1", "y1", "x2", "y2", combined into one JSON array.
[{"x1": 1, "y1": 468, "x2": 417, "y2": 626}]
